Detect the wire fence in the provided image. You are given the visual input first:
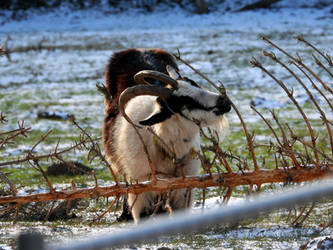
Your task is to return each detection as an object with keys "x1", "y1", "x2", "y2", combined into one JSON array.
[{"x1": 17, "y1": 181, "x2": 333, "y2": 250}]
